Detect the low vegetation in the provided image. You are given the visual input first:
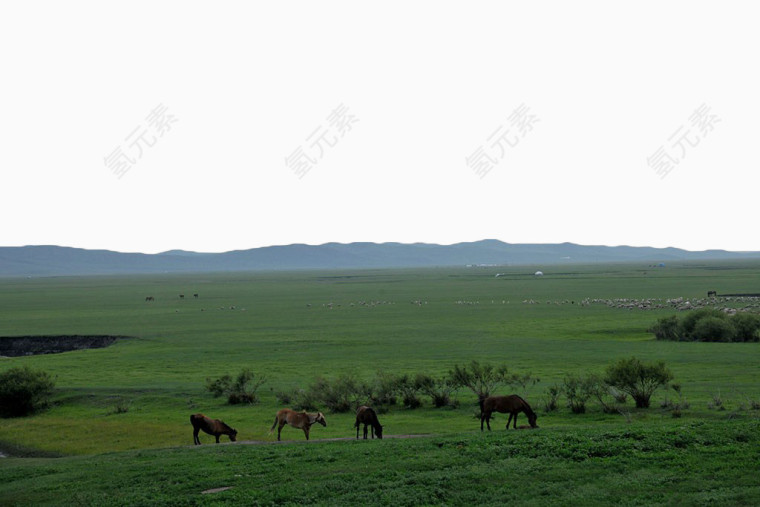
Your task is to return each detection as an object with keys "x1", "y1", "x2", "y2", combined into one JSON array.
[
  {"x1": 650, "y1": 309, "x2": 760, "y2": 342},
  {"x1": 0, "y1": 366, "x2": 55, "y2": 418},
  {"x1": 205, "y1": 369, "x2": 266, "y2": 405},
  {"x1": 2, "y1": 262, "x2": 760, "y2": 504},
  {"x1": 604, "y1": 356, "x2": 673, "y2": 408}
]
